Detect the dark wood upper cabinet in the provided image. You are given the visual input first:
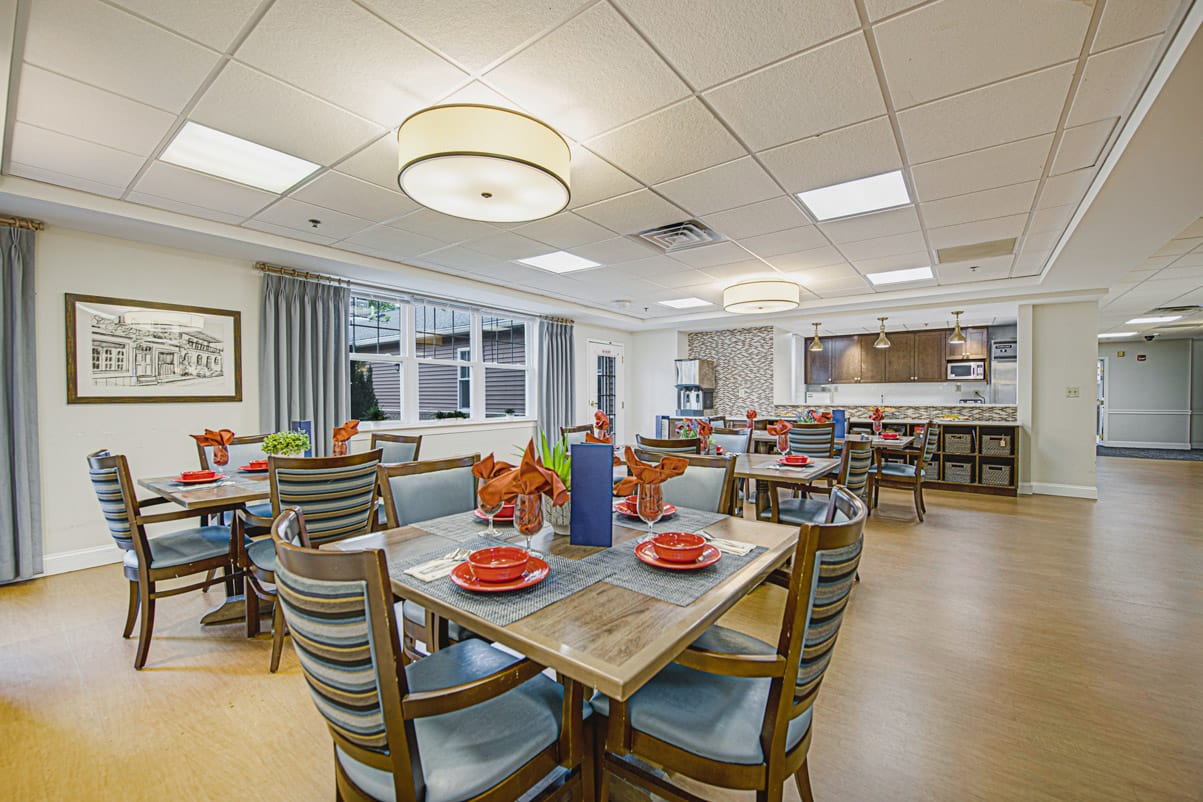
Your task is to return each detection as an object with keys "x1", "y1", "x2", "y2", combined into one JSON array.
[
  {"x1": 884, "y1": 331, "x2": 917, "y2": 382},
  {"x1": 829, "y1": 336, "x2": 860, "y2": 383},
  {"x1": 858, "y1": 334, "x2": 887, "y2": 382},
  {"x1": 914, "y1": 329, "x2": 948, "y2": 381},
  {"x1": 804, "y1": 341, "x2": 831, "y2": 385},
  {"x1": 947, "y1": 327, "x2": 989, "y2": 360}
]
